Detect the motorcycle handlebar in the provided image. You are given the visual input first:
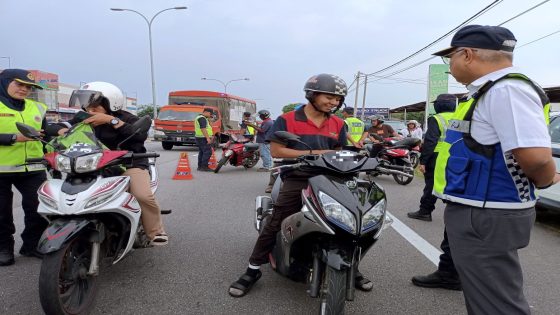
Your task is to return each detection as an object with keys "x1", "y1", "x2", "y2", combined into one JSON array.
[{"x1": 128, "y1": 152, "x2": 160, "y2": 159}]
